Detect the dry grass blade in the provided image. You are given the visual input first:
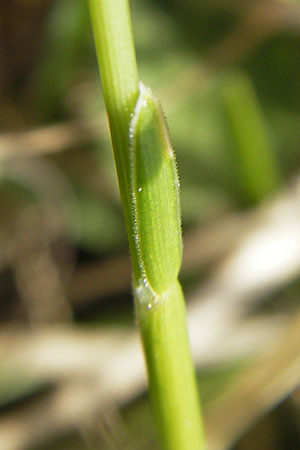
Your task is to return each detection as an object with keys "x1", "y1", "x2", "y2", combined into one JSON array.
[
  {"x1": 206, "y1": 308, "x2": 300, "y2": 450},
  {"x1": 2, "y1": 177, "x2": 300, "y2": 449}
]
